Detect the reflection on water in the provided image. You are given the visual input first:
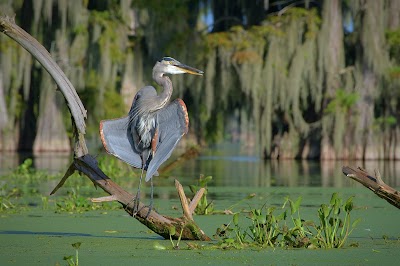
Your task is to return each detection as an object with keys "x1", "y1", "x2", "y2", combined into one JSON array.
[
  {"x1": 168, "y1": 154, "x2": 400, "y2": 188},
  {"x1": 0, "y1": 152, "x2": 71, "y2": 175},
  {"x1": 1, "y1": 146, "x2": 399, "y2": 188}
]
